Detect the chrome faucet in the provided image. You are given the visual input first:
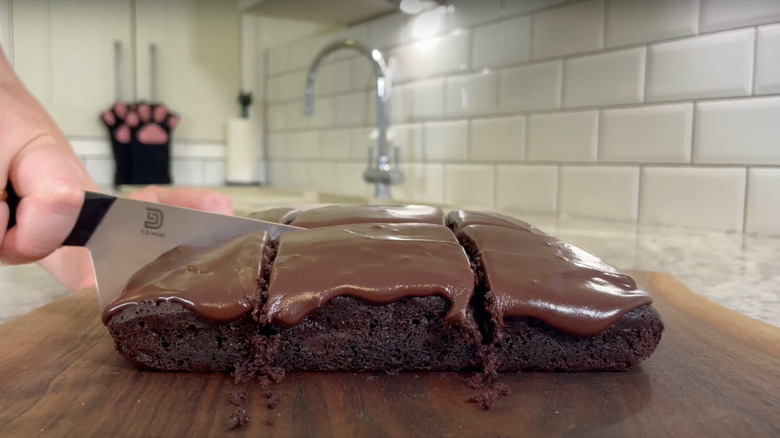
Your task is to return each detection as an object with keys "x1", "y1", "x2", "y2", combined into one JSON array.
[{"x1": 304, "y1": 38, "x2": 403, "y2": 199}]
